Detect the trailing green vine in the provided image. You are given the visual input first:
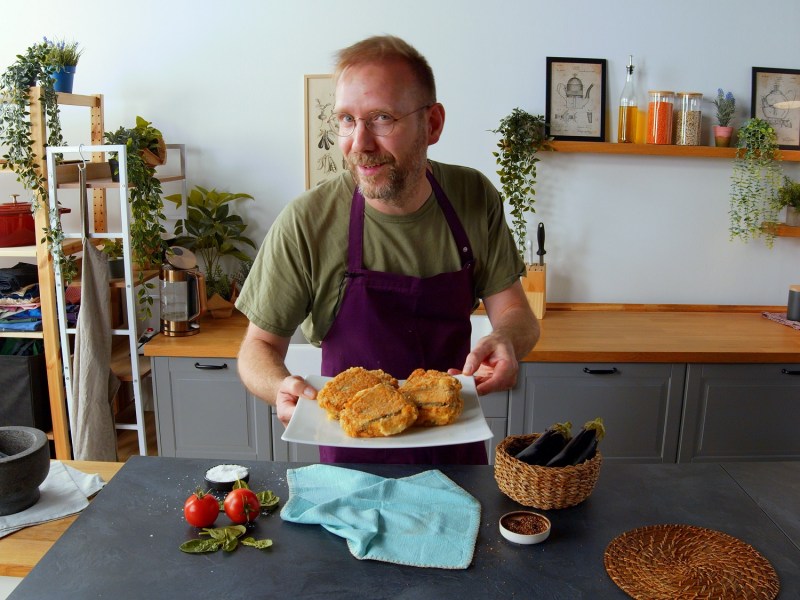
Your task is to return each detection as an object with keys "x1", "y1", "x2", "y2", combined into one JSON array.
[
  {"x1": 491, "y1": 108, "x2": 551, "y2": 259},
  {"x1": 1, "y1": 39, "x2": 75, "y2": 280},
  {"x1": 729, "y1": 117, "x2": 783, "y2": 247},
  {"x1": 104, "y1": 118, "x2": 168, "y2": 319}
]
